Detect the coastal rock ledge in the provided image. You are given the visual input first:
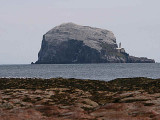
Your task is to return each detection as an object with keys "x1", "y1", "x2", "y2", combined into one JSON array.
[{"x1": 35, "y1": 23, "x2": 155, "y2": 64}]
